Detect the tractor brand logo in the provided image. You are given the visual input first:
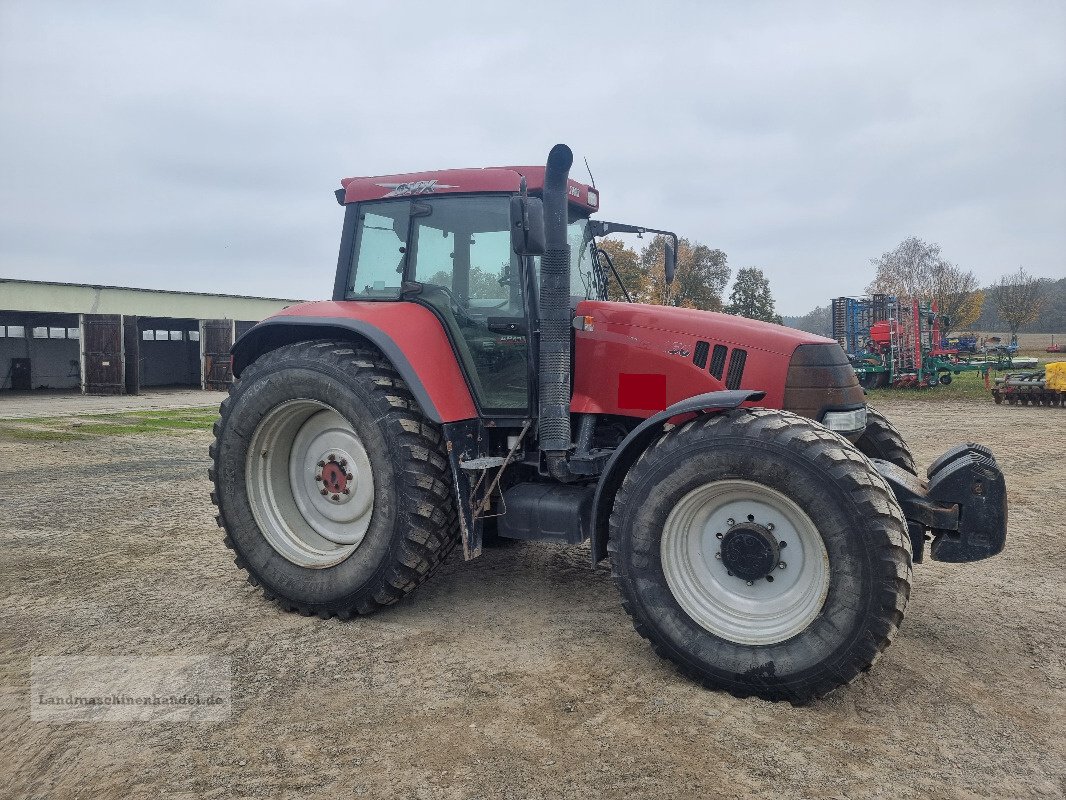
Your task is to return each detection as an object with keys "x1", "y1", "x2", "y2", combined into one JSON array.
[
  {"x1": 668, "y1": 344, "x2": 691, "y2": 357},
  {"x1": 376, "y1": 179, "x2": 458, "y2": 197}
]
